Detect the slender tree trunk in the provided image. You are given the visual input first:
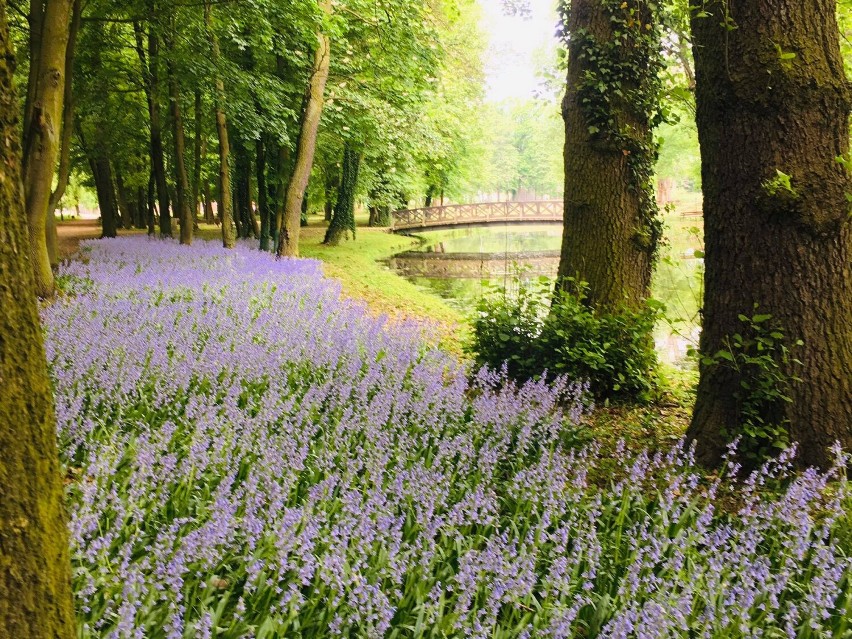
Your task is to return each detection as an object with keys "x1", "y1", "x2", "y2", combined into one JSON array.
[
  {"x1": 687, "y1": 0, "x2": 852, "y2": 470},
  {"x1": 556, "y1": 0, "x2": 663, "y2": 312},
  {"x1": 47, "y1": 0, "x2": 81, "y2": 222},
  {"x1": 166, "y1": 50, "x2": 192, "y2": 244},
  {"x1": 114, "y1": 169, "x2": 133, "y2": 229},
  {"x1": 256, "y1": 137, "x2": 273, "y2": 250},
  {"x1": 204, "y1": 1, "x2": 235, "y2": 248},
  {"x1": 324, "y1": 144, "x2": 360, "y2": 245},
  {"x1": 192, "y1": 89, "x2": 202, "y2": 225},
  {"x1": 147, "y1": 172, "x2": 156, "y2": 235},
  {"x1": 22, "y1": 0, "x2": 73, "y2": 297},
  {"x1": 134, "y1": 17, "x2": 172, "y2": 238},
  {"x1": 0, "y1": 9, "x2": 76, "y2": 636},
  {"x1": 276, "y1": 1, "x2": 332, "y2": 257}
]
